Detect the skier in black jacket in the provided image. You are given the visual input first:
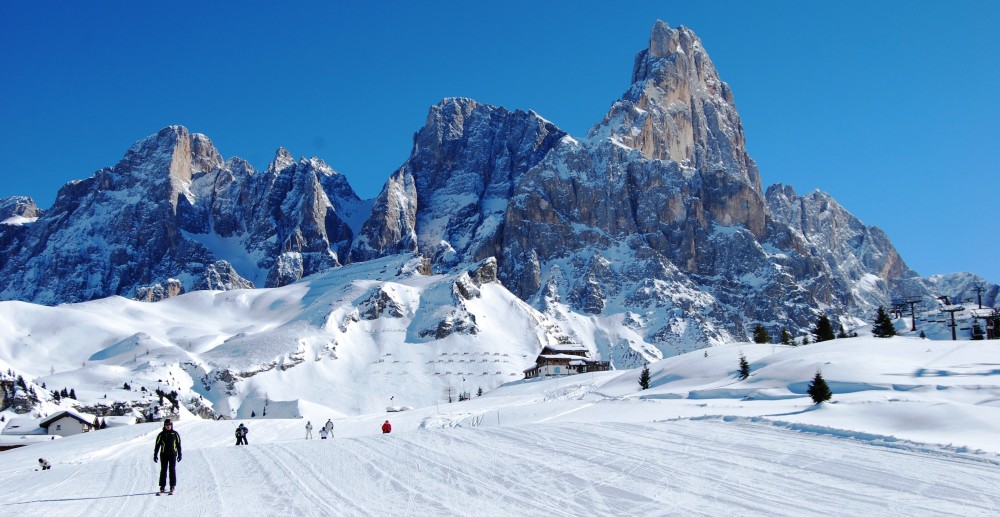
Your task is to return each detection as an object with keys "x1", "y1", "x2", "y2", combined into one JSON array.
[{"x1": 153, "y1": 419, "x2": 182, "y2": 495}]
